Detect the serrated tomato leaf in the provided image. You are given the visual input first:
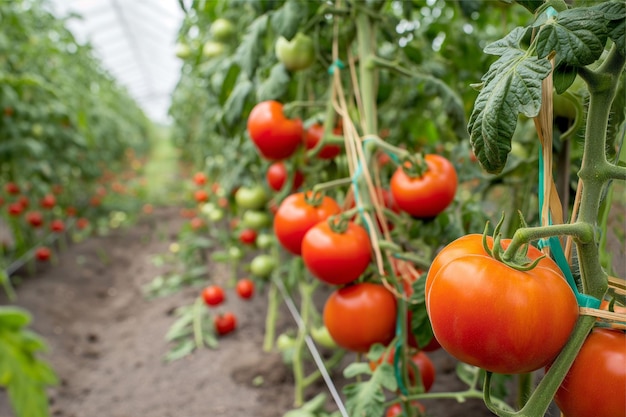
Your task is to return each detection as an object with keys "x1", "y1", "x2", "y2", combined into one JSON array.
[
  {"x1": 270, "y1": 0, "x2": 310, "y2": 40},
  {"x1": 343, "y1": 363, "x2": 396, "y2": 417},
  {"x1": 536, "y1": 9, "x2": 608, "y2": 67},
  {"x1": 256, "y1": 63, "x2": 291, "y2": 102},
  {"x1": 468, "y1": 49, "x2": 552, "y2": 174},
  {"x1": 235, "y1": 15, "x2": 268, "y2": 78}
]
